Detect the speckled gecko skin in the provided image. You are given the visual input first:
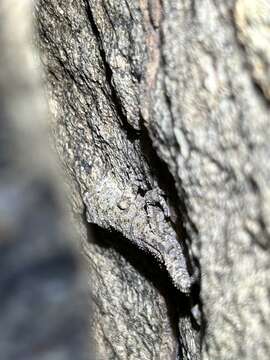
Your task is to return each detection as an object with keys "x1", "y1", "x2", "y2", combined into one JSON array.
[{"x1": 83, "y1": 178, "x2": 195, "y2": 294}]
